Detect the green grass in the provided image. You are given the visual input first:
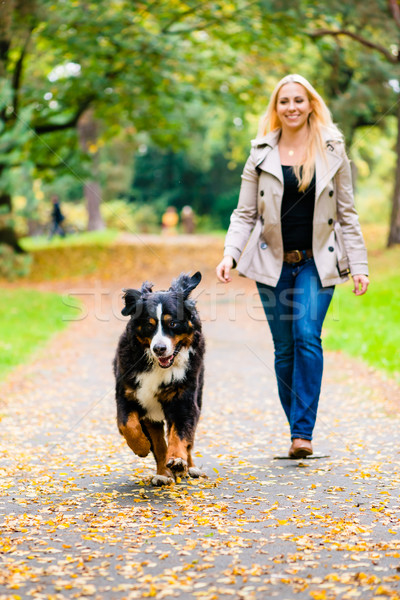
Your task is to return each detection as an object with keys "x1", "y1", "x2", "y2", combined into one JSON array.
[
  {"x1": 0, "y1": 289, "x2": 81, "y2": 381},
  {"x1": 323, "y1": 227, "x2": 400, "y2": 382},
  {"x1": 324, "y1": 281, "x2": 400, "y2": 381},
  {"x1": 20, "y1": 229, "x2": 119, "y2": 251}
]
